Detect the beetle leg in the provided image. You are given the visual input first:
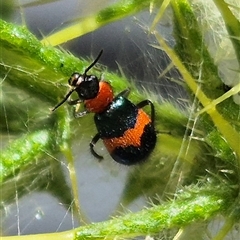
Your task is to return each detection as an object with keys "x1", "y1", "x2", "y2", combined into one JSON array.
[
  {"x1": 136, "y1": 100, "x2": 155, "y2": 124},
  {"x1": 90, "y1": 133, "x2": 104, "y2": 160},
  {"x1": 68, "y1": 99, "x2": 82, "y2": 105},
  {"x1": 116, "y1": 88, "x2": 131, "y2": 98},
  {"x1": 68, "y1": 99, "x2": 88, "y2": 118},
  {"x1": 74, "y1": 110, "x2": 89, "y2": 118}
]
